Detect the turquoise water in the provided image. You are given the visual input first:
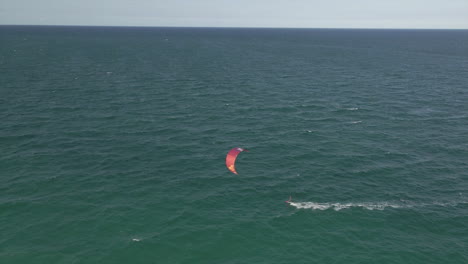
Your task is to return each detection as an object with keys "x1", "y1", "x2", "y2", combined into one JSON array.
[{"x1": 1, "y1": 26, "x2": 468, "y2": 263}]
